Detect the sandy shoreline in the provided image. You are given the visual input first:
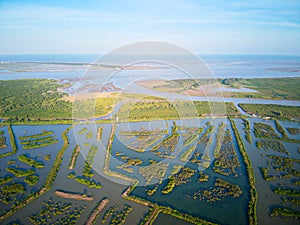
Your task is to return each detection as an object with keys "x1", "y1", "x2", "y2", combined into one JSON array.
[{"x1": 55, "y1": 190, "x2": 93, "y2": 201}]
